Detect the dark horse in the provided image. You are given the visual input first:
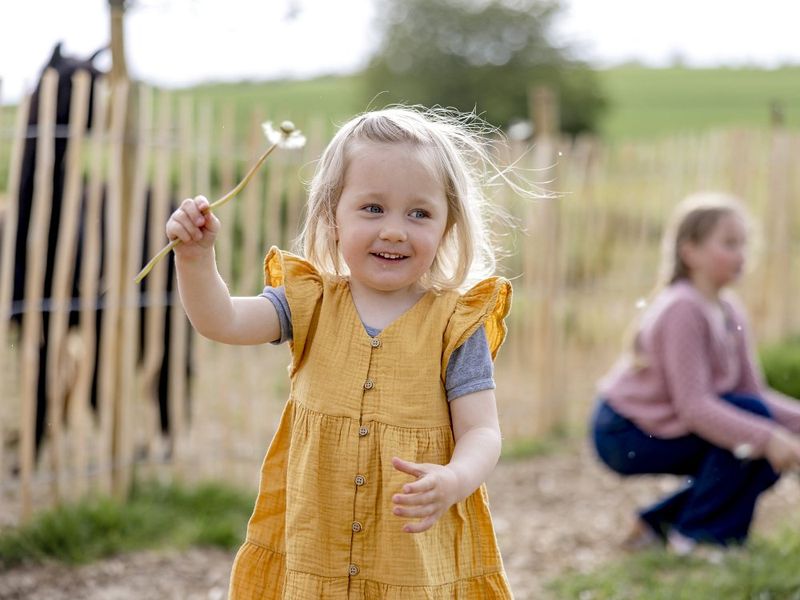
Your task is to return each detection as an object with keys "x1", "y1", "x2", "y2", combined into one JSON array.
[{"x1": 8, "y1": 42, "x2": 189, "y2": 457}]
